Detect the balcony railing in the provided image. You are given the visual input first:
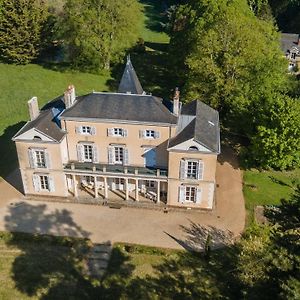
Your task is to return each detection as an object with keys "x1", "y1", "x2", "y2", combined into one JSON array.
[{"x1": 64, "y1": 162, "x2": 168, "y2": 178}]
